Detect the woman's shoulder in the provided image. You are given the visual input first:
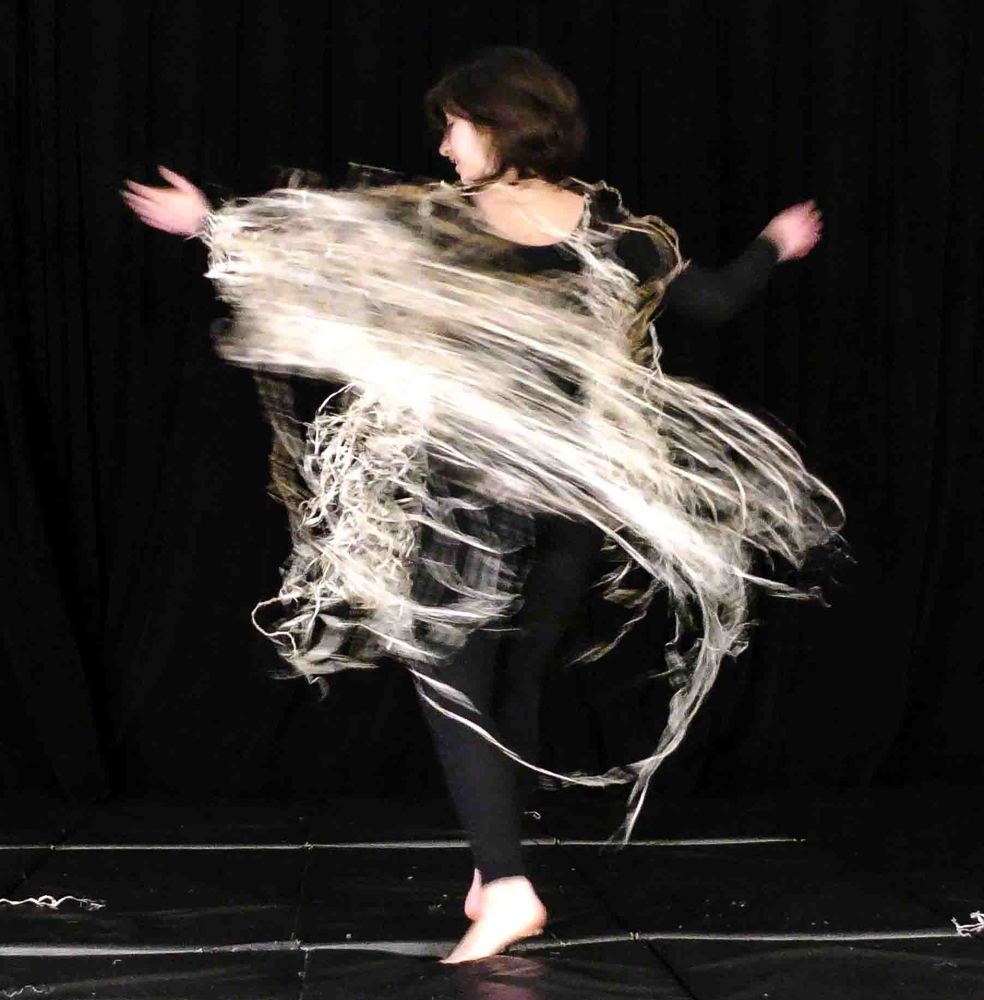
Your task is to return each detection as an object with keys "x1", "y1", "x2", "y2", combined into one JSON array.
[{"x1": 570, "y1": 179, "x2": 682, "y2": 282}]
